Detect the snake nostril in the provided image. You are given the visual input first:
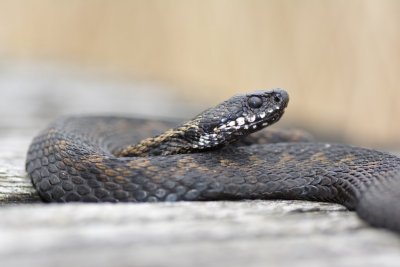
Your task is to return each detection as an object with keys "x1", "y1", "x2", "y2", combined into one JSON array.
[{"x1": 274, "y1": 95, "x2": 281, "y2": 103}]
